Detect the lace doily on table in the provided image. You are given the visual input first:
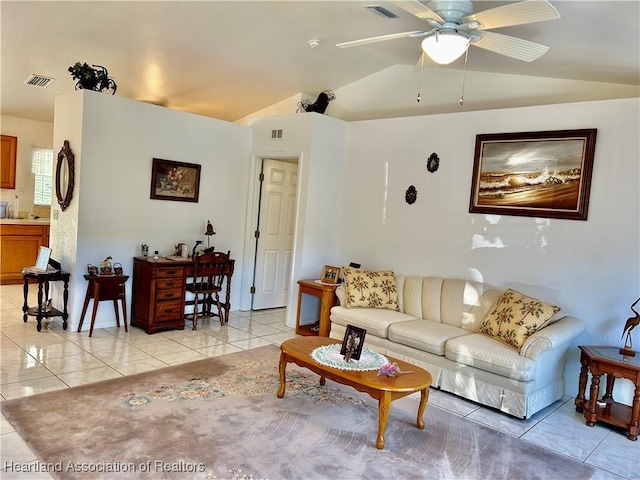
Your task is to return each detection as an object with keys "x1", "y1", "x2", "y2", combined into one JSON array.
[{"x1": 311, "y1": 344, "x2": 387, "y2": 371}]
